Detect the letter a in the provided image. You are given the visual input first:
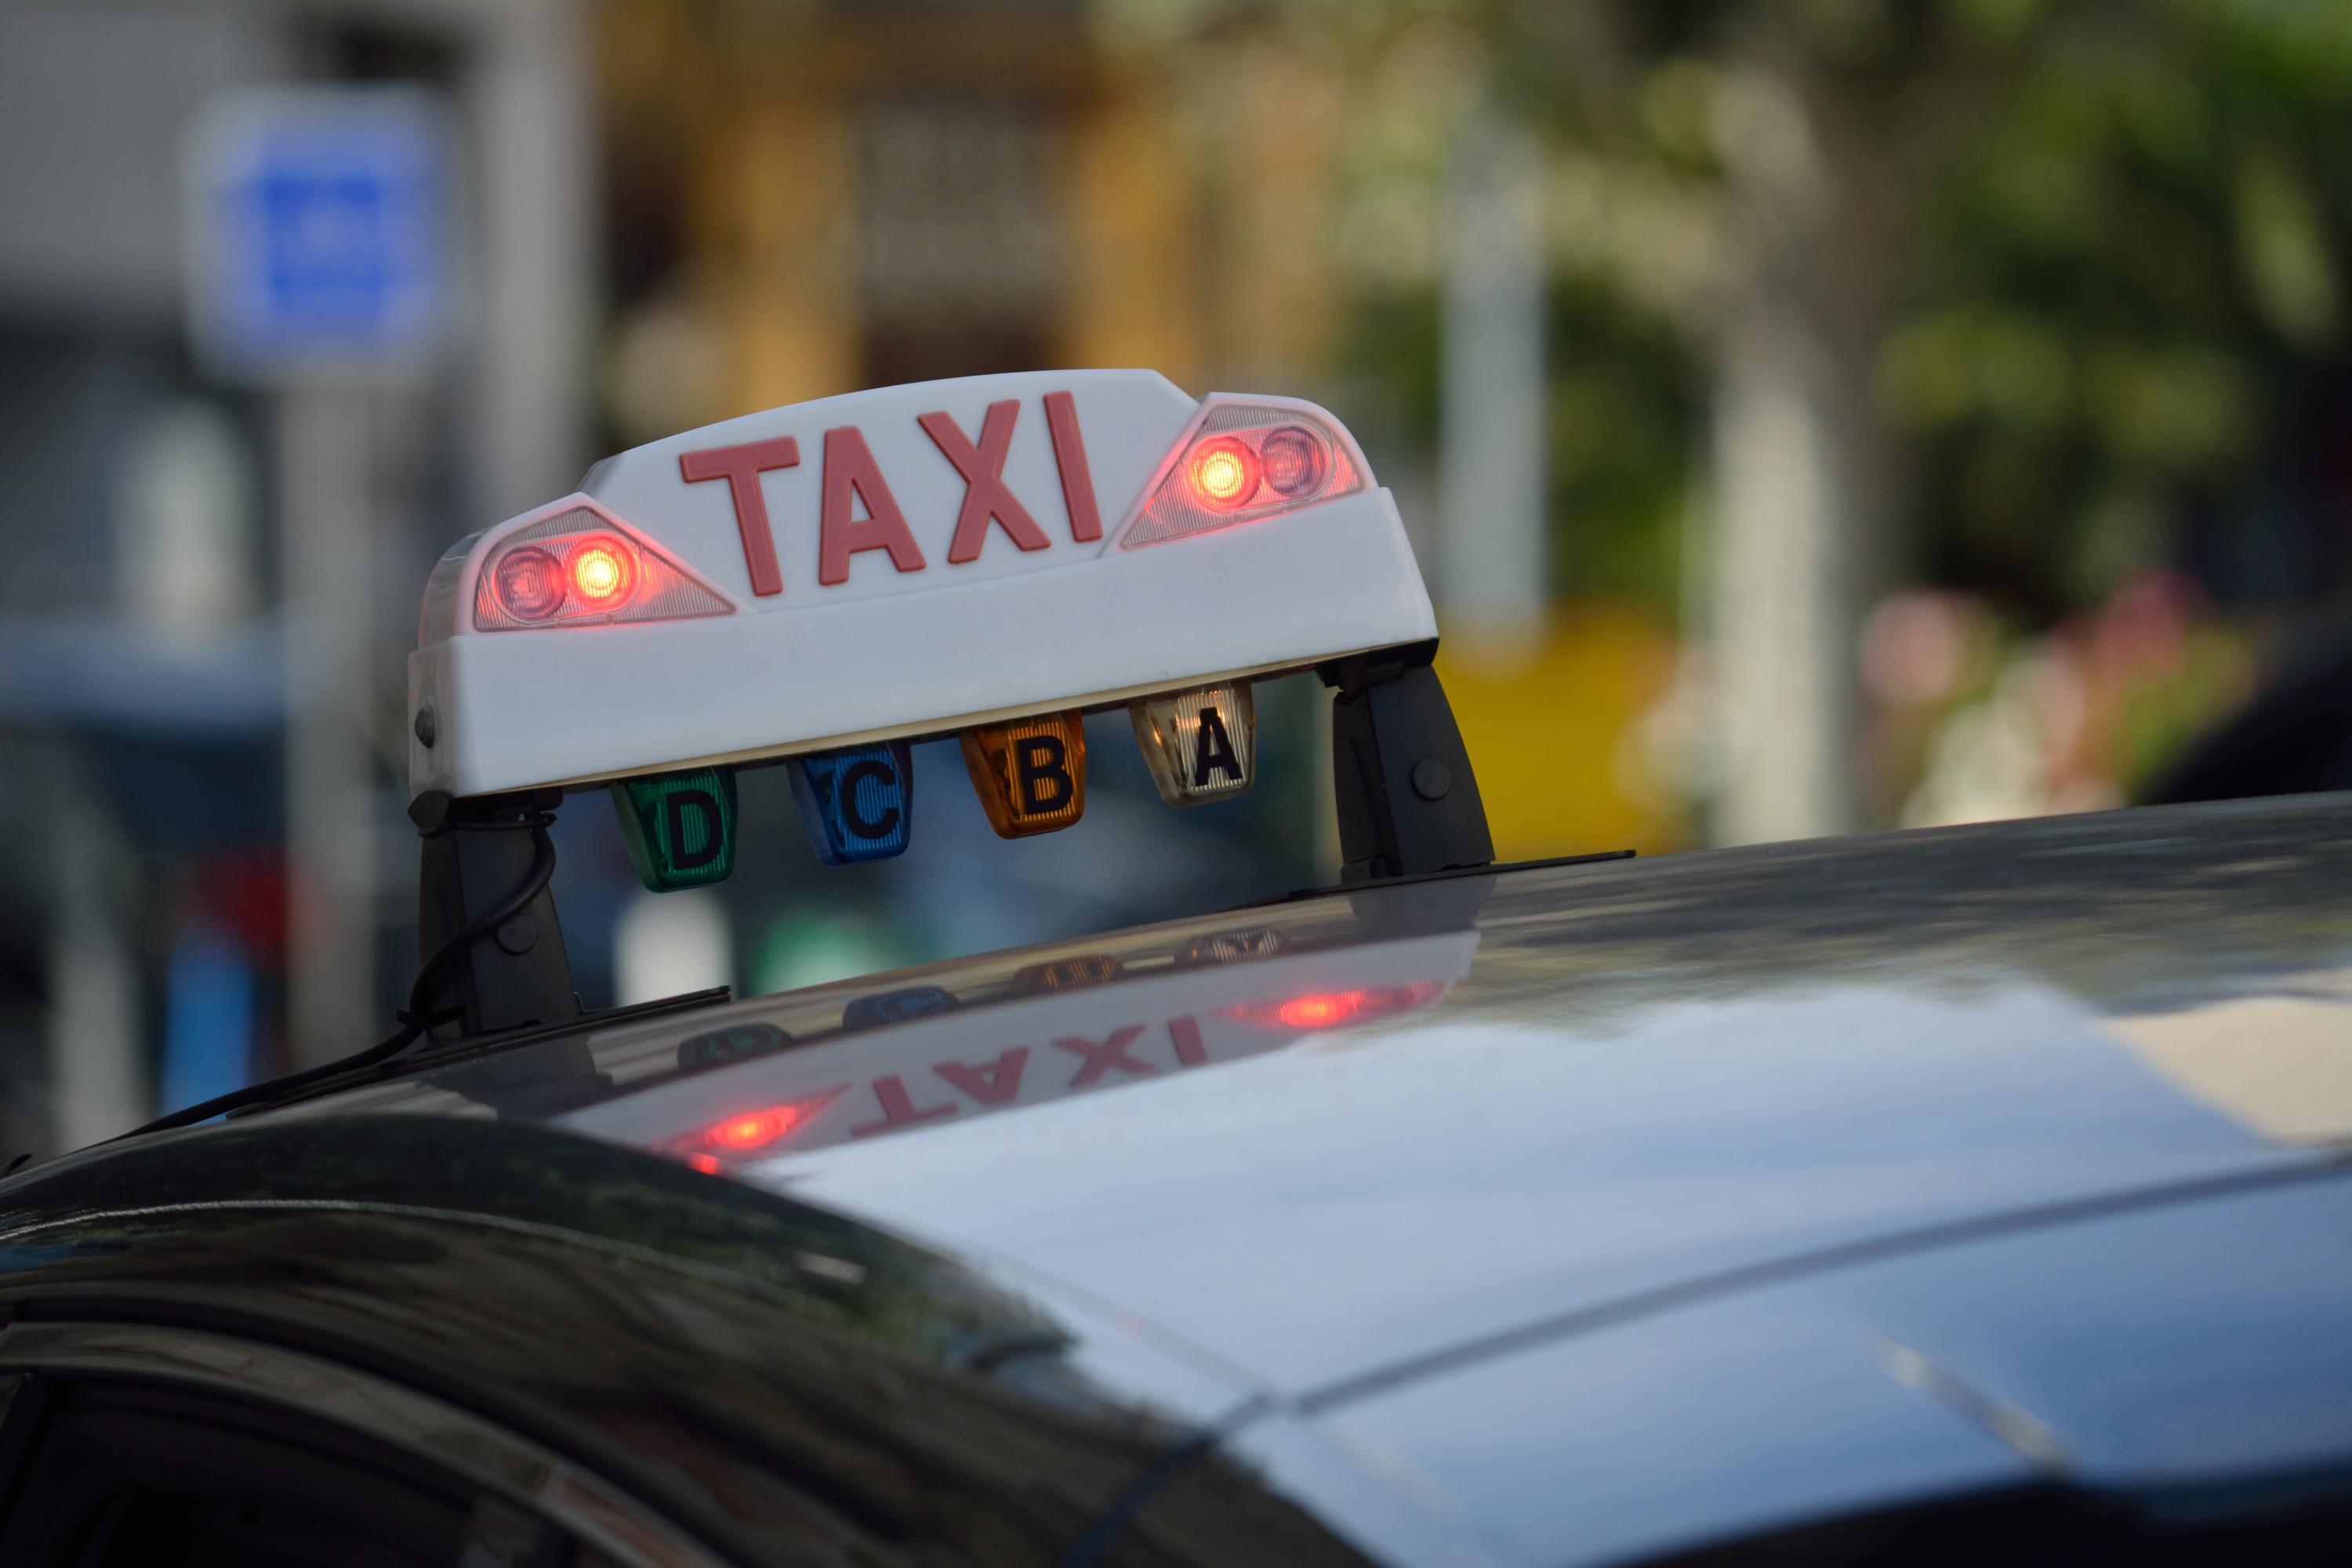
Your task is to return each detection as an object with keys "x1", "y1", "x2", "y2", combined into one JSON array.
[
  {"x1": 1192, "y1": 706, "x2": 1242, "y2": 786},
  {"x1": 935, "y1": 1047, "x2": 1029, "y2": 1106},
  {"x1": 820, "y1": 427, "x2": 927, "y2": 586}
]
